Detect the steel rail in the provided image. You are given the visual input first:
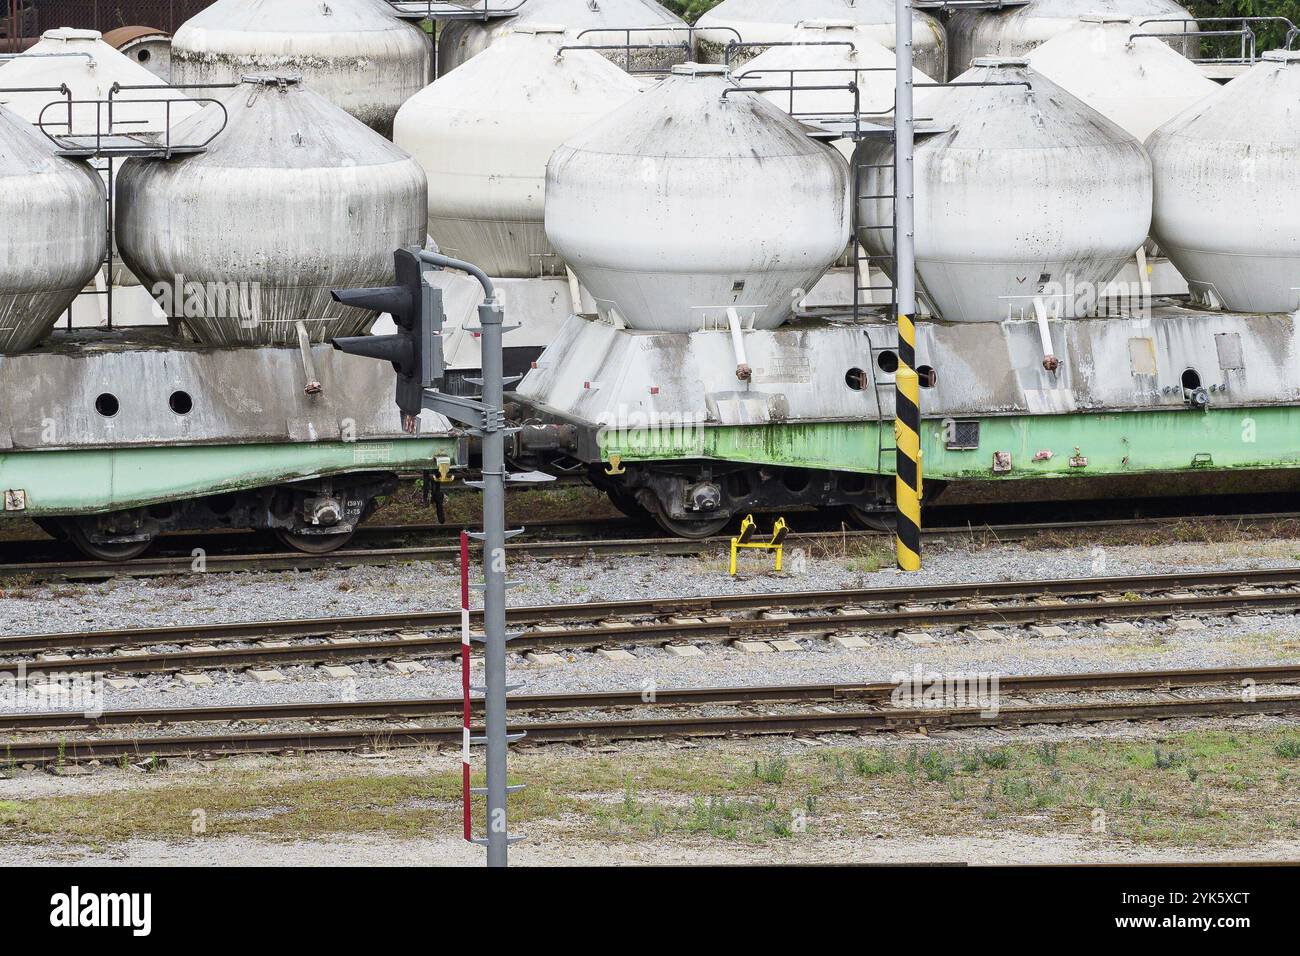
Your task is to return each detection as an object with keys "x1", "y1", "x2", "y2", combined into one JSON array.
[
  {"x1": 7, "y1": 692, "x2": 1300, "y2": 763},
  {"x1": 6, "y1": 586, "x2": 1300, "y2": 676},
  {"x1": 2, "y1": 566, "x2": 1299, "y2": 660},
  {"x1": 5, "y1": 663, "x2": 1300, "y2": 733},
  {"x1": 6, "y1": 510, "x2": 1298, "y2": 582}
]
